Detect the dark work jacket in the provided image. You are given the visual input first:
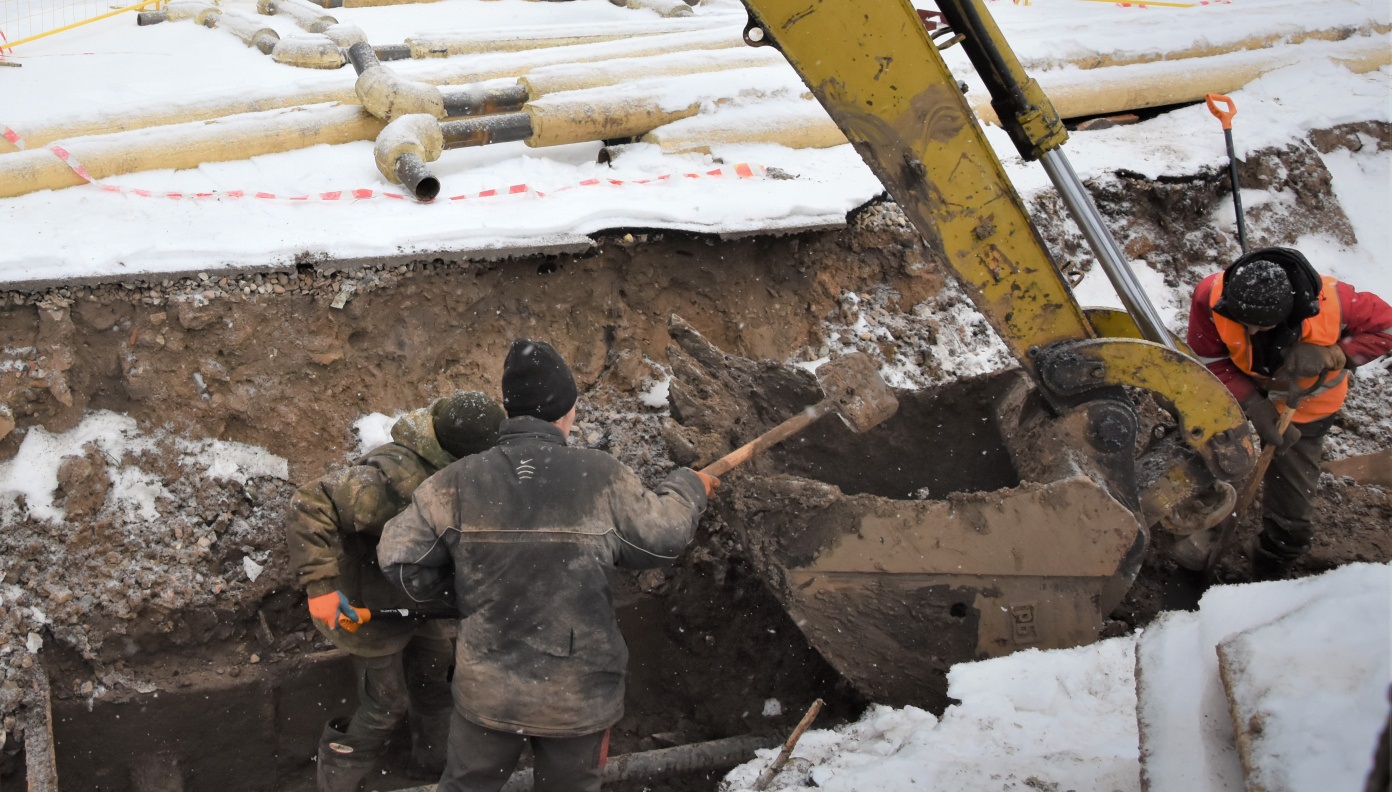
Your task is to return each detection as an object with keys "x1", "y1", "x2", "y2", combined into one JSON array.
[{"x1": 378, "y1": 416, "x2": 707, "y2": 737}]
